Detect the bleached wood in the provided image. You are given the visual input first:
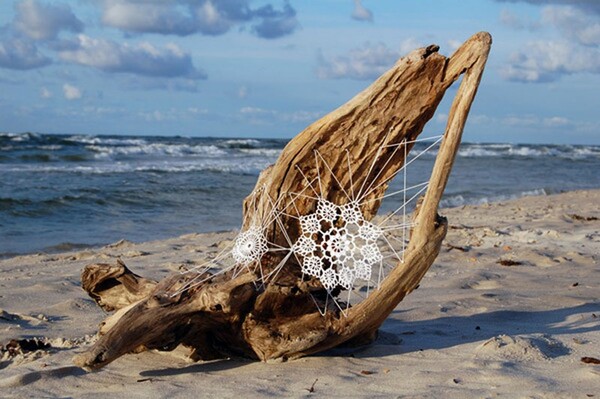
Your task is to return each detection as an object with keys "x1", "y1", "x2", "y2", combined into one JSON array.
[{"x1": 74, "y1": 32, "x2": 491, "y2": 370}]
